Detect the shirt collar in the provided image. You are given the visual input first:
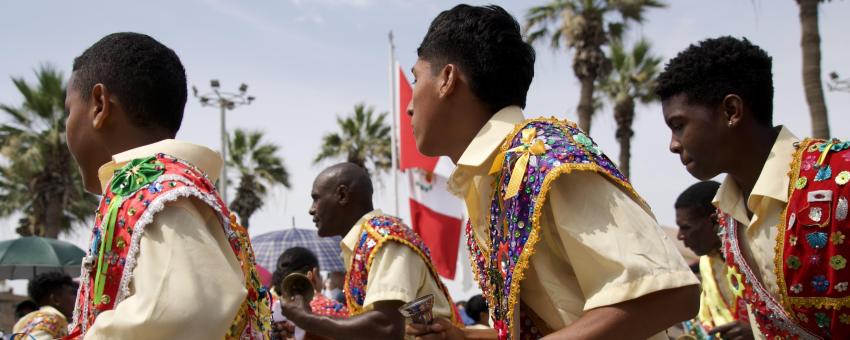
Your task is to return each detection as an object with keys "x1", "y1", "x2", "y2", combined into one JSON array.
[
  {"x1": 447, "y1": 106, "x2": 525, "y2": 196},
  {"x1": 713, "y1": 126, "x2": 798, "y2": 224},
  {"x1": 96, "y1": 139, "x2": 223, "y2": 194},
  {"x1": 340, "y1": 209, "x2": 382, "y2": 265}
]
